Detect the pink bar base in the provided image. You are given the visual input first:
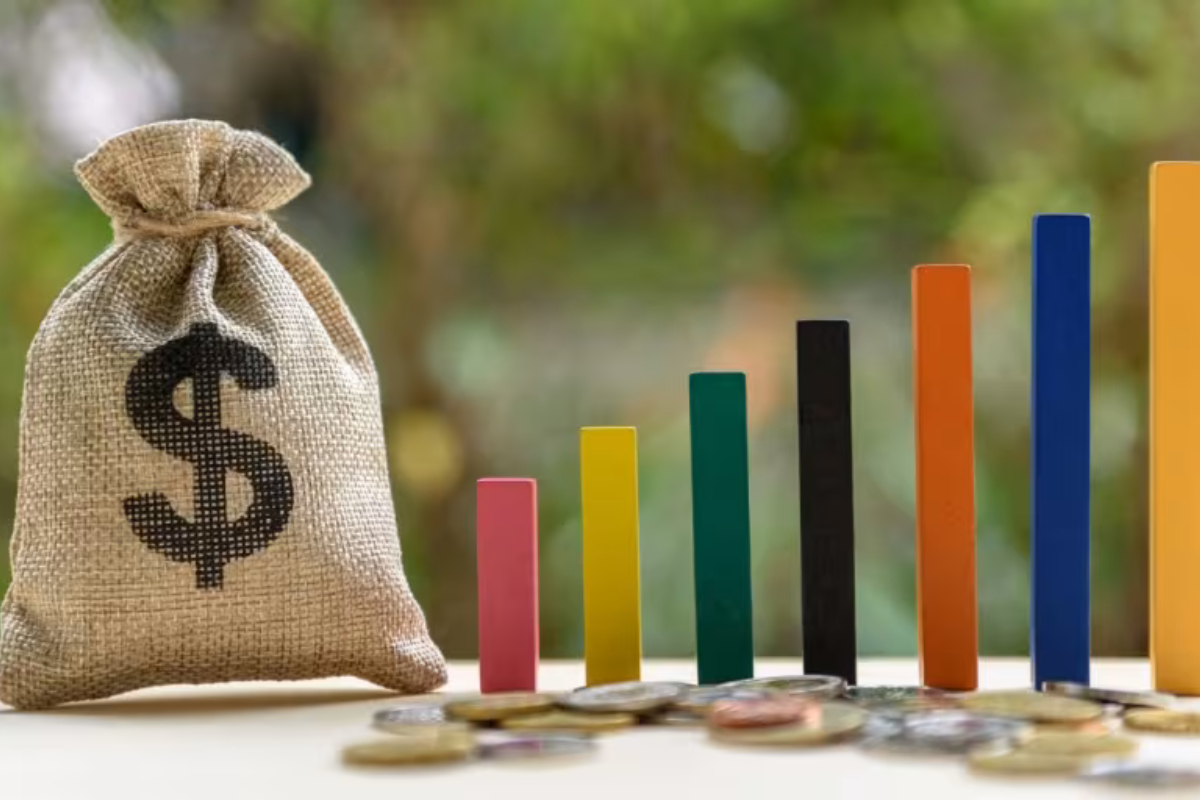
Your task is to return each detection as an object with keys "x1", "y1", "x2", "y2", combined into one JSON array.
[{"x1": 476, "y1": 478, "x2": 539, "y2": 693}]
